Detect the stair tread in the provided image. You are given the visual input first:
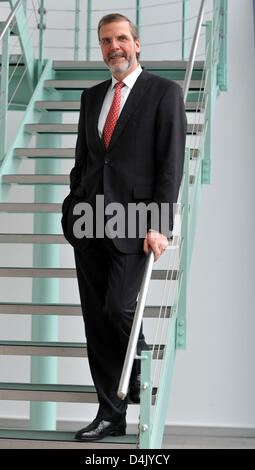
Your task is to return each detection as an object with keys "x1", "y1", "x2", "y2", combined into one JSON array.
[
  {"x1": 14, "y1": 148, "x2": 75, "y2": 157},
  {"x1": 0, "y1": 340, "x2": 87, "y2": 348},
  {"x1": 0, "y1": 340, "x2": 164, "y2": 359},
  {"x1": 0, "y1": 339, "x2": 164, "y2": 348},
  {"x1": 14, "y1": 147, "x2": 198, "y2": 159},
  {"x1": 2, "y1": 174, "x2": 194, "y2": 185},
  {"x1": 2, "y1": 174, "x2": 70, "y2": 184},
  {"x1": 53, "y1": 60, "x2": 205, "y2": 69},
  {"x1": 25, "y1": 123, "x2": 202, "y2": 134},
  {"x1": 0, "y1": 428, "x2": 137, "y2": 446},
  {"x1": 35, "y1": 100, "x2": 204, "y2": 112},
  {"x1": 44, "y1": 79, "x2": 204, "y2": 89},
  {"x1": 0, "y1": 234, "x2": 178, "y2": 247},
  {"x1": 0, "y1": 267, "x2": 178, "y2": 279},
  {"x1": 0, "y1": 382, "x2": 157, "y2": 405},
  {"x1": 0, "y1": 302, "x2": 172, "y2": 317},
  {"x1": 0, "y1": 203, "x2": 62, "y2": 212},
  {"x1": 0, "y1": 381, "x2": 157, "y2": 393},
  {"x1": 0, "y1": 382, "x2": 95, "y2": 392},
  {"x1": 0, "y1": 234, "x2": 67, "y2": 243}
]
